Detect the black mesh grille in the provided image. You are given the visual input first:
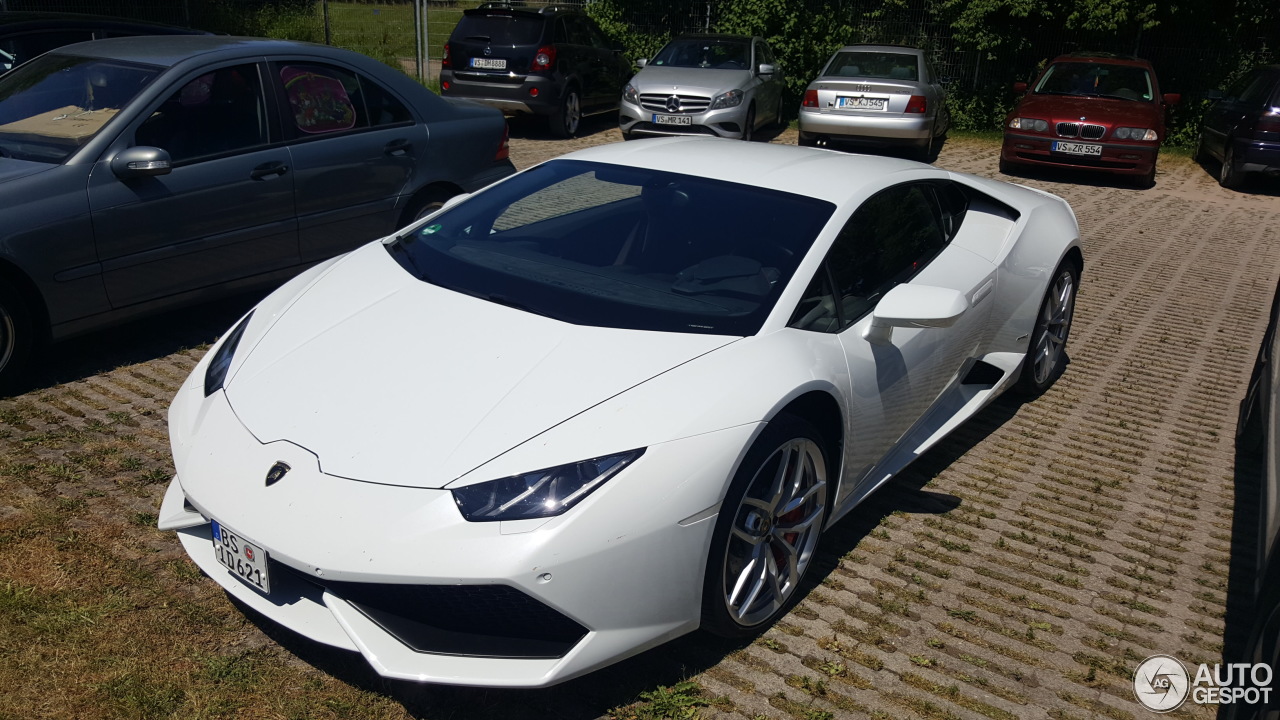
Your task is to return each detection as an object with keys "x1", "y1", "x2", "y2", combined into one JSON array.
[
  {"x1": 630, "y1": 121, "x2": 719, "y2": 136},
  {"x1": 272, "y1": 562, "x2": 588, "y2": 659}
]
